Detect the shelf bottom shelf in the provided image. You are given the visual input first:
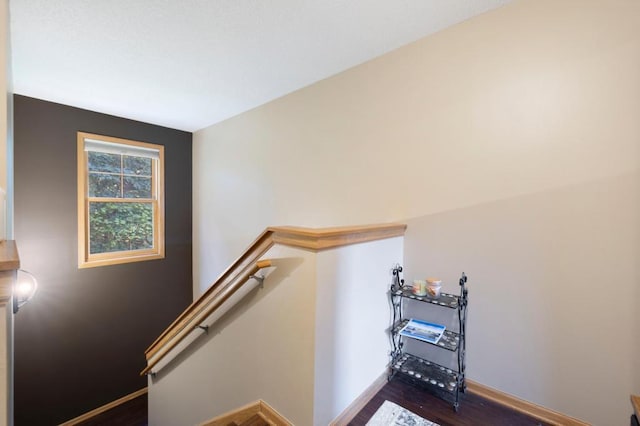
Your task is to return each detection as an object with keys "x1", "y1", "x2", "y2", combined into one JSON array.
[
  {"x1": 392, "y1": 372, "x2": 463, "y2": 410},
  {"x1": 390, "y1": 353, "x2": 465, "y2": 407}
]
